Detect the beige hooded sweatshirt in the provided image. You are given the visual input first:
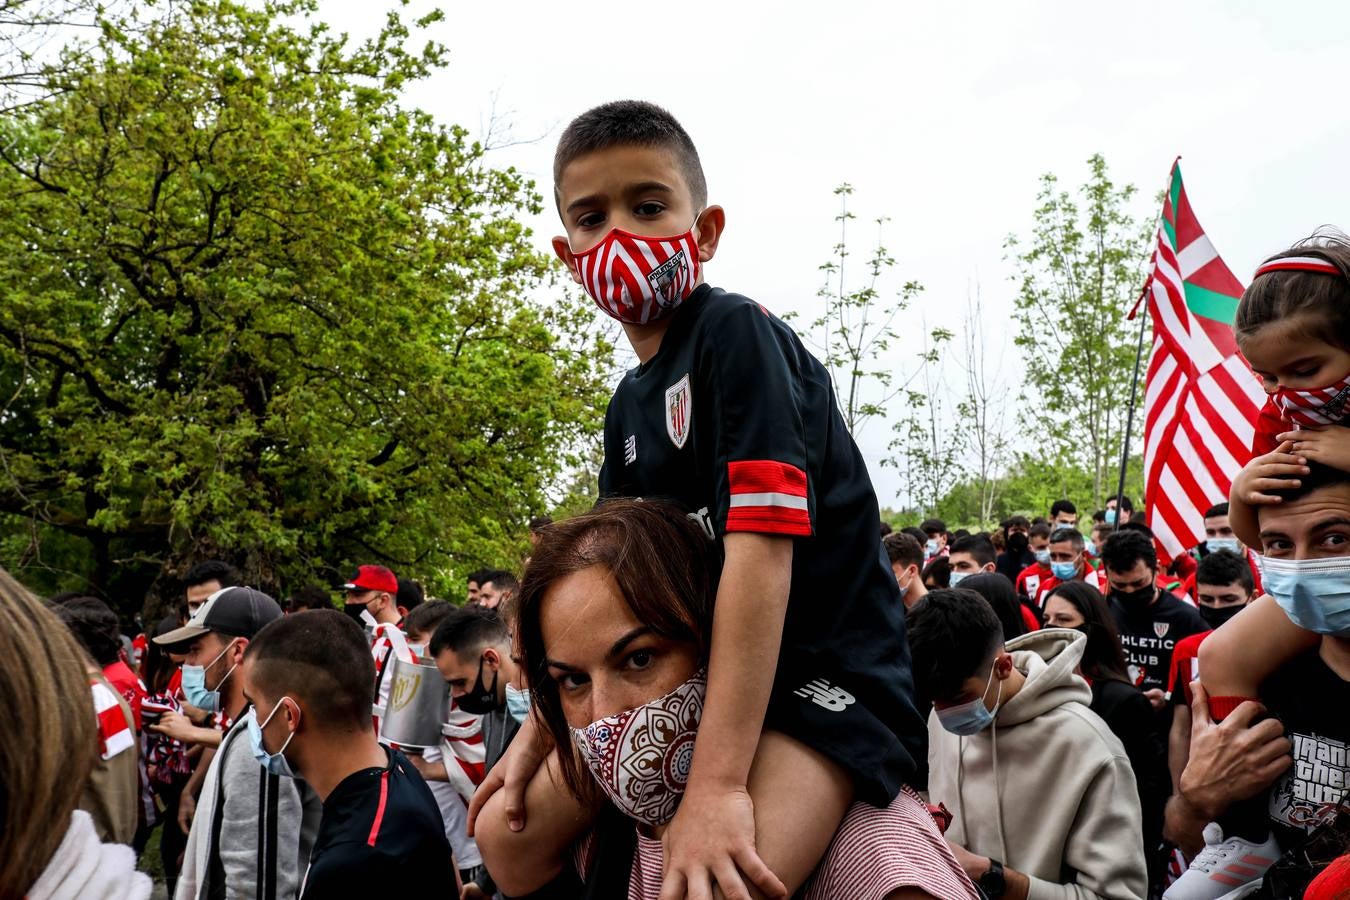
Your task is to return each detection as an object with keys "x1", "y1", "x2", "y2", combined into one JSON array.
[{"x1": 926, "y1": 628, "x2": 1148, "y2": 900}]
